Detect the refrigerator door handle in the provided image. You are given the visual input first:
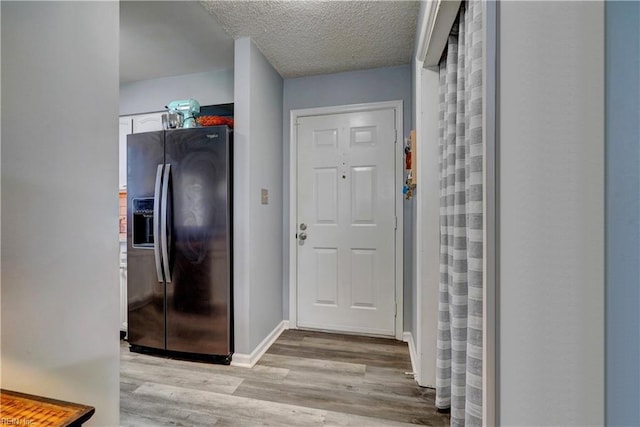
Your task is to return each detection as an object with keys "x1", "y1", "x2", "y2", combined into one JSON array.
[
  {"x1": 153, "y1": 164, "x2": 164, "y2": 282},
  {"x1": 161, "y1": 163, "x2": 172, "y2": 283}
]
